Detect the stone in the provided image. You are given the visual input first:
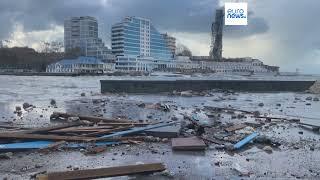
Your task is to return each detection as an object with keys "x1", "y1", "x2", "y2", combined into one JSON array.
[
  {"x1": 137, "y1": 103, "x2": 146, "y2": 108},
  {"x1": 263, "y1": 146, "x2": 273, "y2": 153},
  {"x1": 80, "y1": 93, "x2": 86, "y2": 97},
  {"x1": 298, "y1": 131, "x2": 303, "y2": 135},
  {"x1": 306, "y1": 96, "x2": 313, "y2": 101},
  {"x1": 258, "y1": 103, "x2": 264, "y2": 107},
  {"x1": 15, "y1": 106, "x2": 22, "y2": 111},
  {"x1": 67, "y1": 116, "x2": 80, "y2": 122},
  {"x1": 22, "y1": 102, "x2": 33, "y2": 110},
  {"x1": 50, "y1": 99, "x2": 56, "y2": 106},
  {"x1": 180, "y1": 90, "x2": 193, "y2": 97},
  {"x1": 0, "y1": 152, "x2": 13, "y2": 159}
]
